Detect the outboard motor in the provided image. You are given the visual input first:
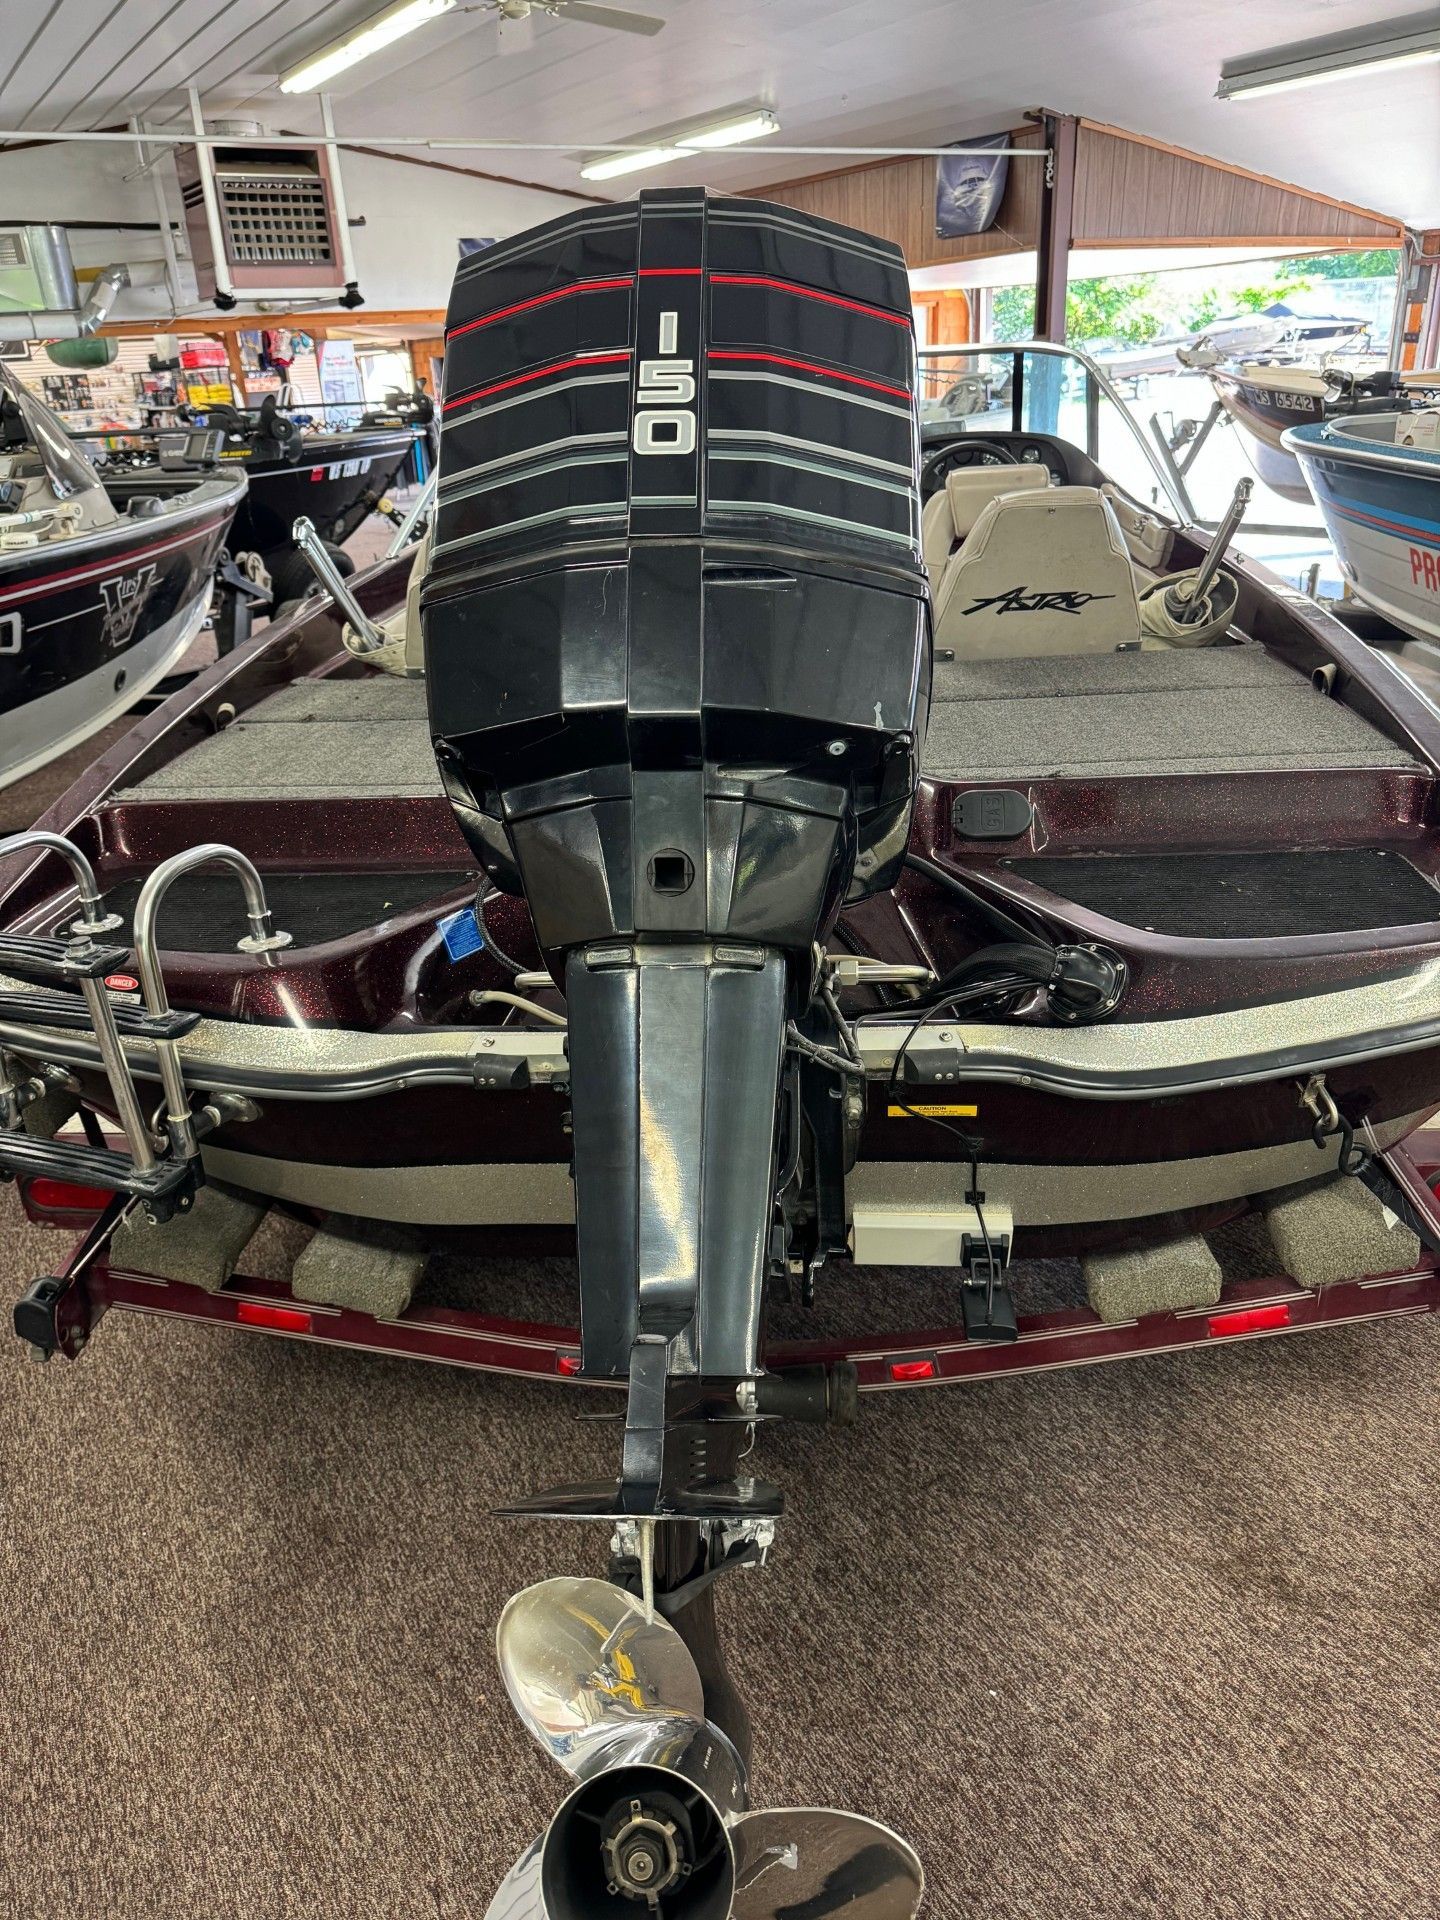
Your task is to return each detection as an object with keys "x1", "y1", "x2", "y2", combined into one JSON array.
[
  {"x1": 425, "y1": 188, "x2": 929, "y2": 1919},
  {"x1": 424, "y1": 187, "x2": 928, "y2": 1515}
]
